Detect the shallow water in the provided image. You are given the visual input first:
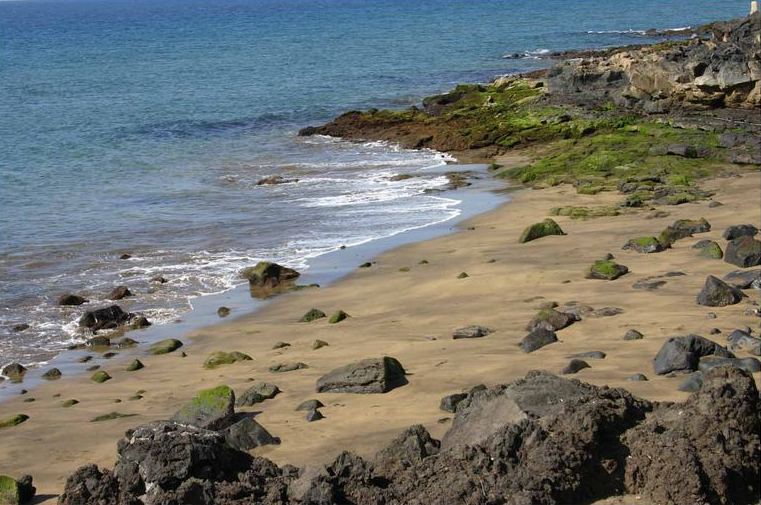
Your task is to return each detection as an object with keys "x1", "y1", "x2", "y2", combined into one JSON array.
[{"x1": 0, "y1": 0, "x2": 750, "y2": 367}]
